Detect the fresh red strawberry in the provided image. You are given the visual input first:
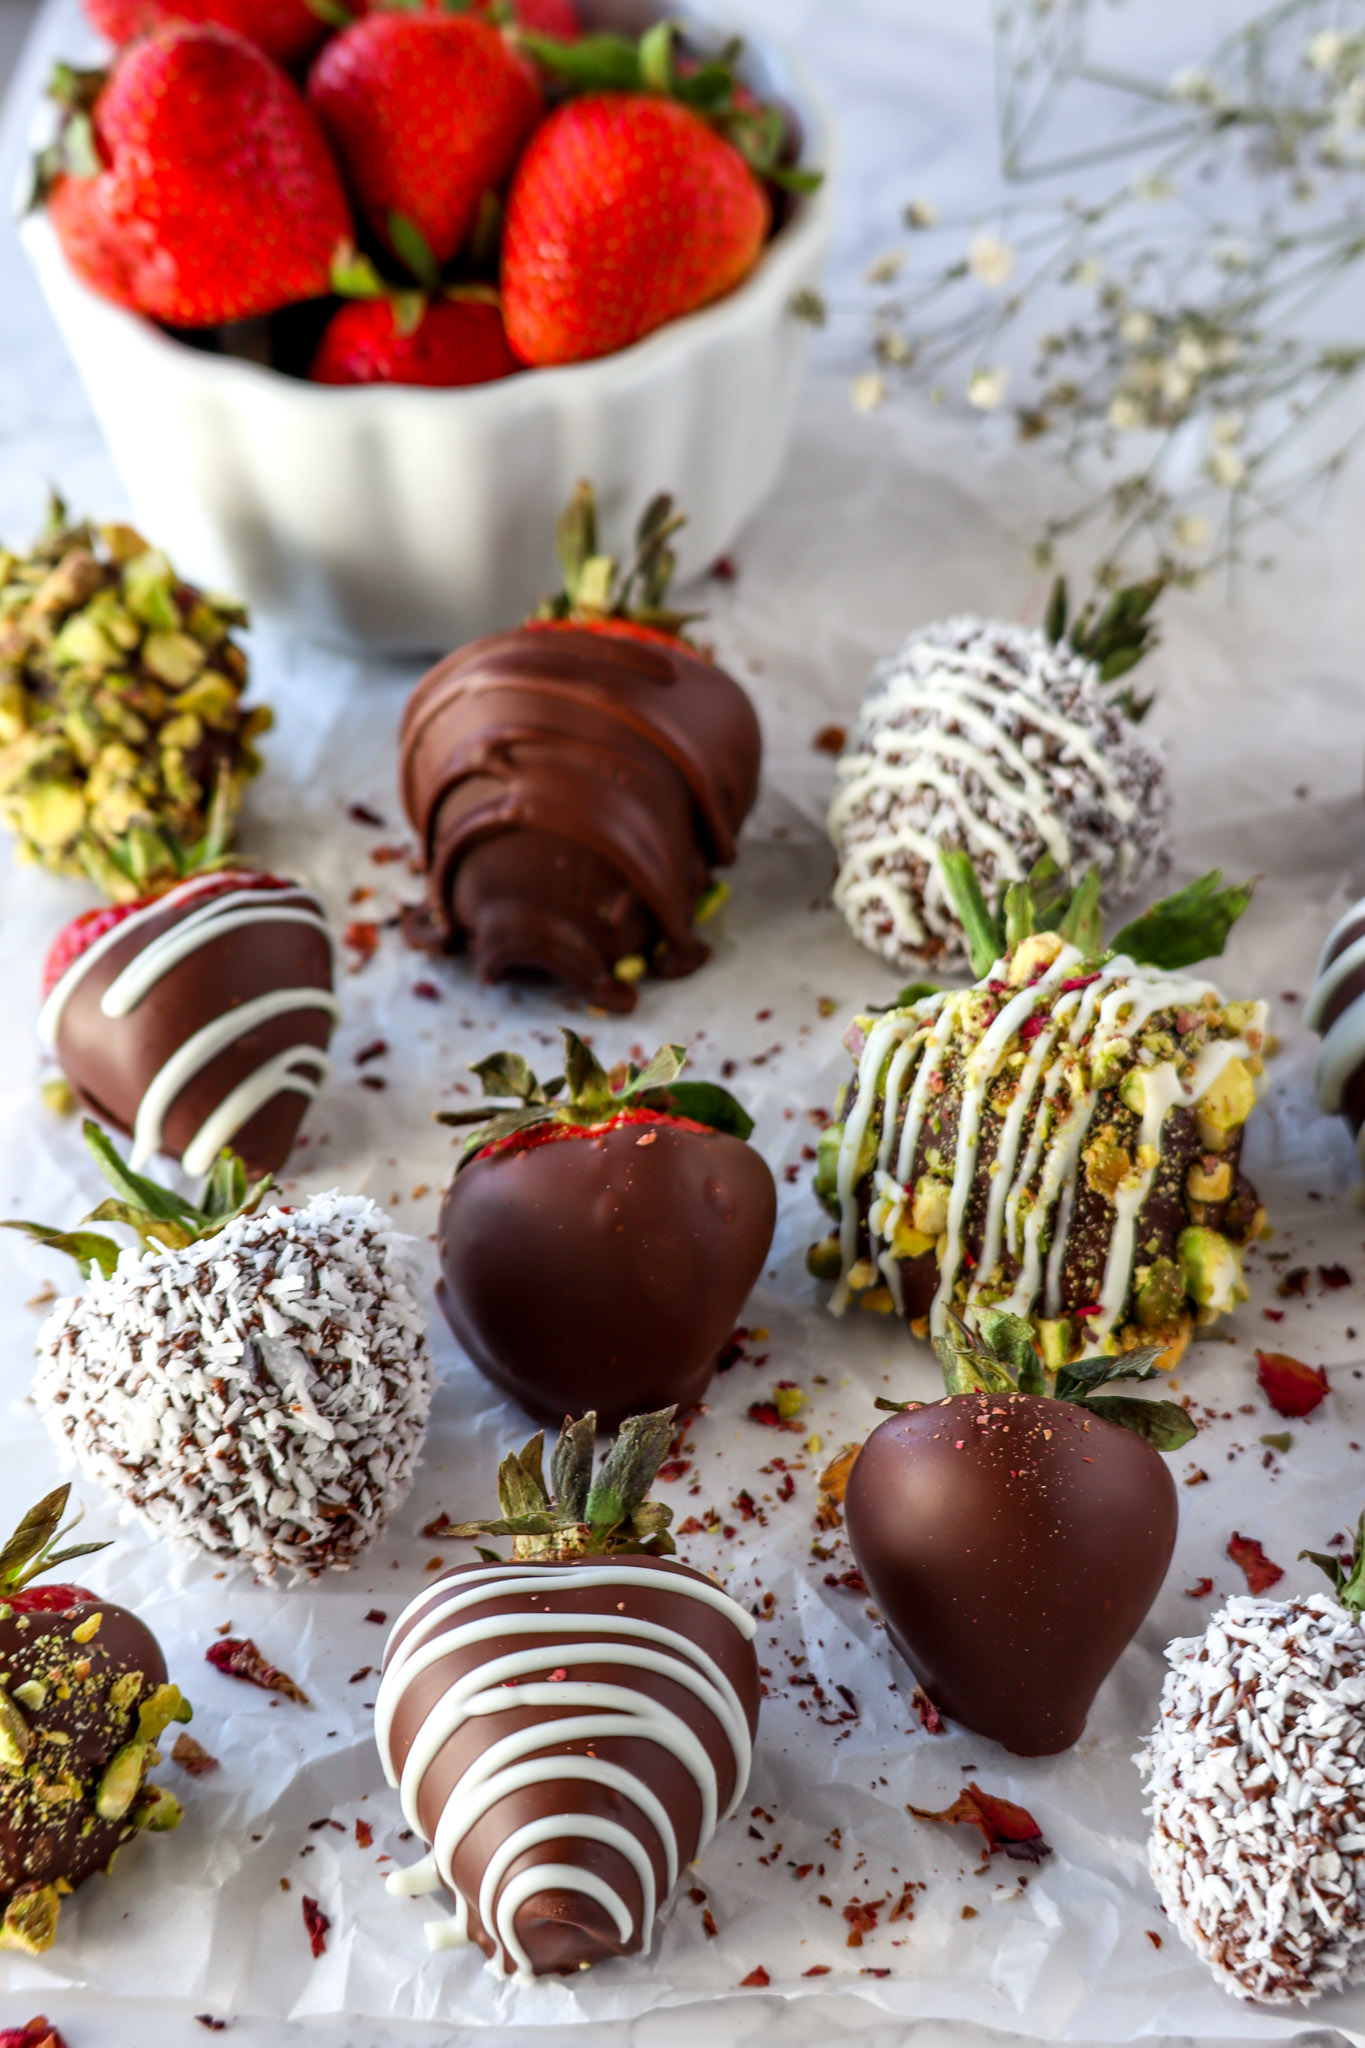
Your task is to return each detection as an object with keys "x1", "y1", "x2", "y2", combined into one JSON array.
[
  {"x1": 81, "y1": 0, "x2": 327, "y2": 66},
  {"x1": 355, "y1": 0, "x2": 579, "y2": 32},
  {"x1": 43, "y1": 26, "x2": 351, "y2": 327},
  {"x1": 42, "y1": 870, "x2": 290, "y2": 996},
  {"x1": 310, "y1": 295, "x2": 519, "y2": 386},
  {"x1": 436, "y1": 1031, "x2": 776, "y2": 1427},
  {"x1": 307, "y1": 14, "x2": 540, "y2": 270},
  {"x1": 501, "y1": 93, "x2": 769, "y2": 366}
]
